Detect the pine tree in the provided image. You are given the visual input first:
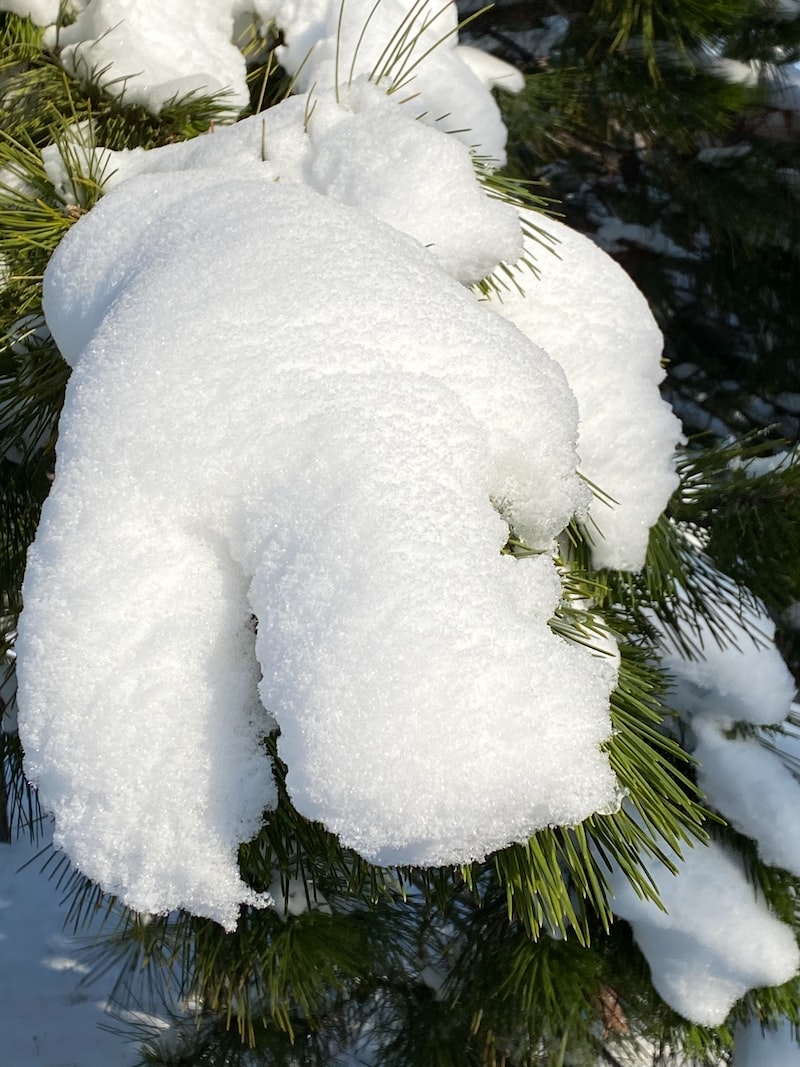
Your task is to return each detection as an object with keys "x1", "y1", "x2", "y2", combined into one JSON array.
[
  {"x1": 462, "y1": 0, "x2": 800, "y2": 683},
  {"x1": 2, "y1": 3, "x2": 800, "y2": 1066}
]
